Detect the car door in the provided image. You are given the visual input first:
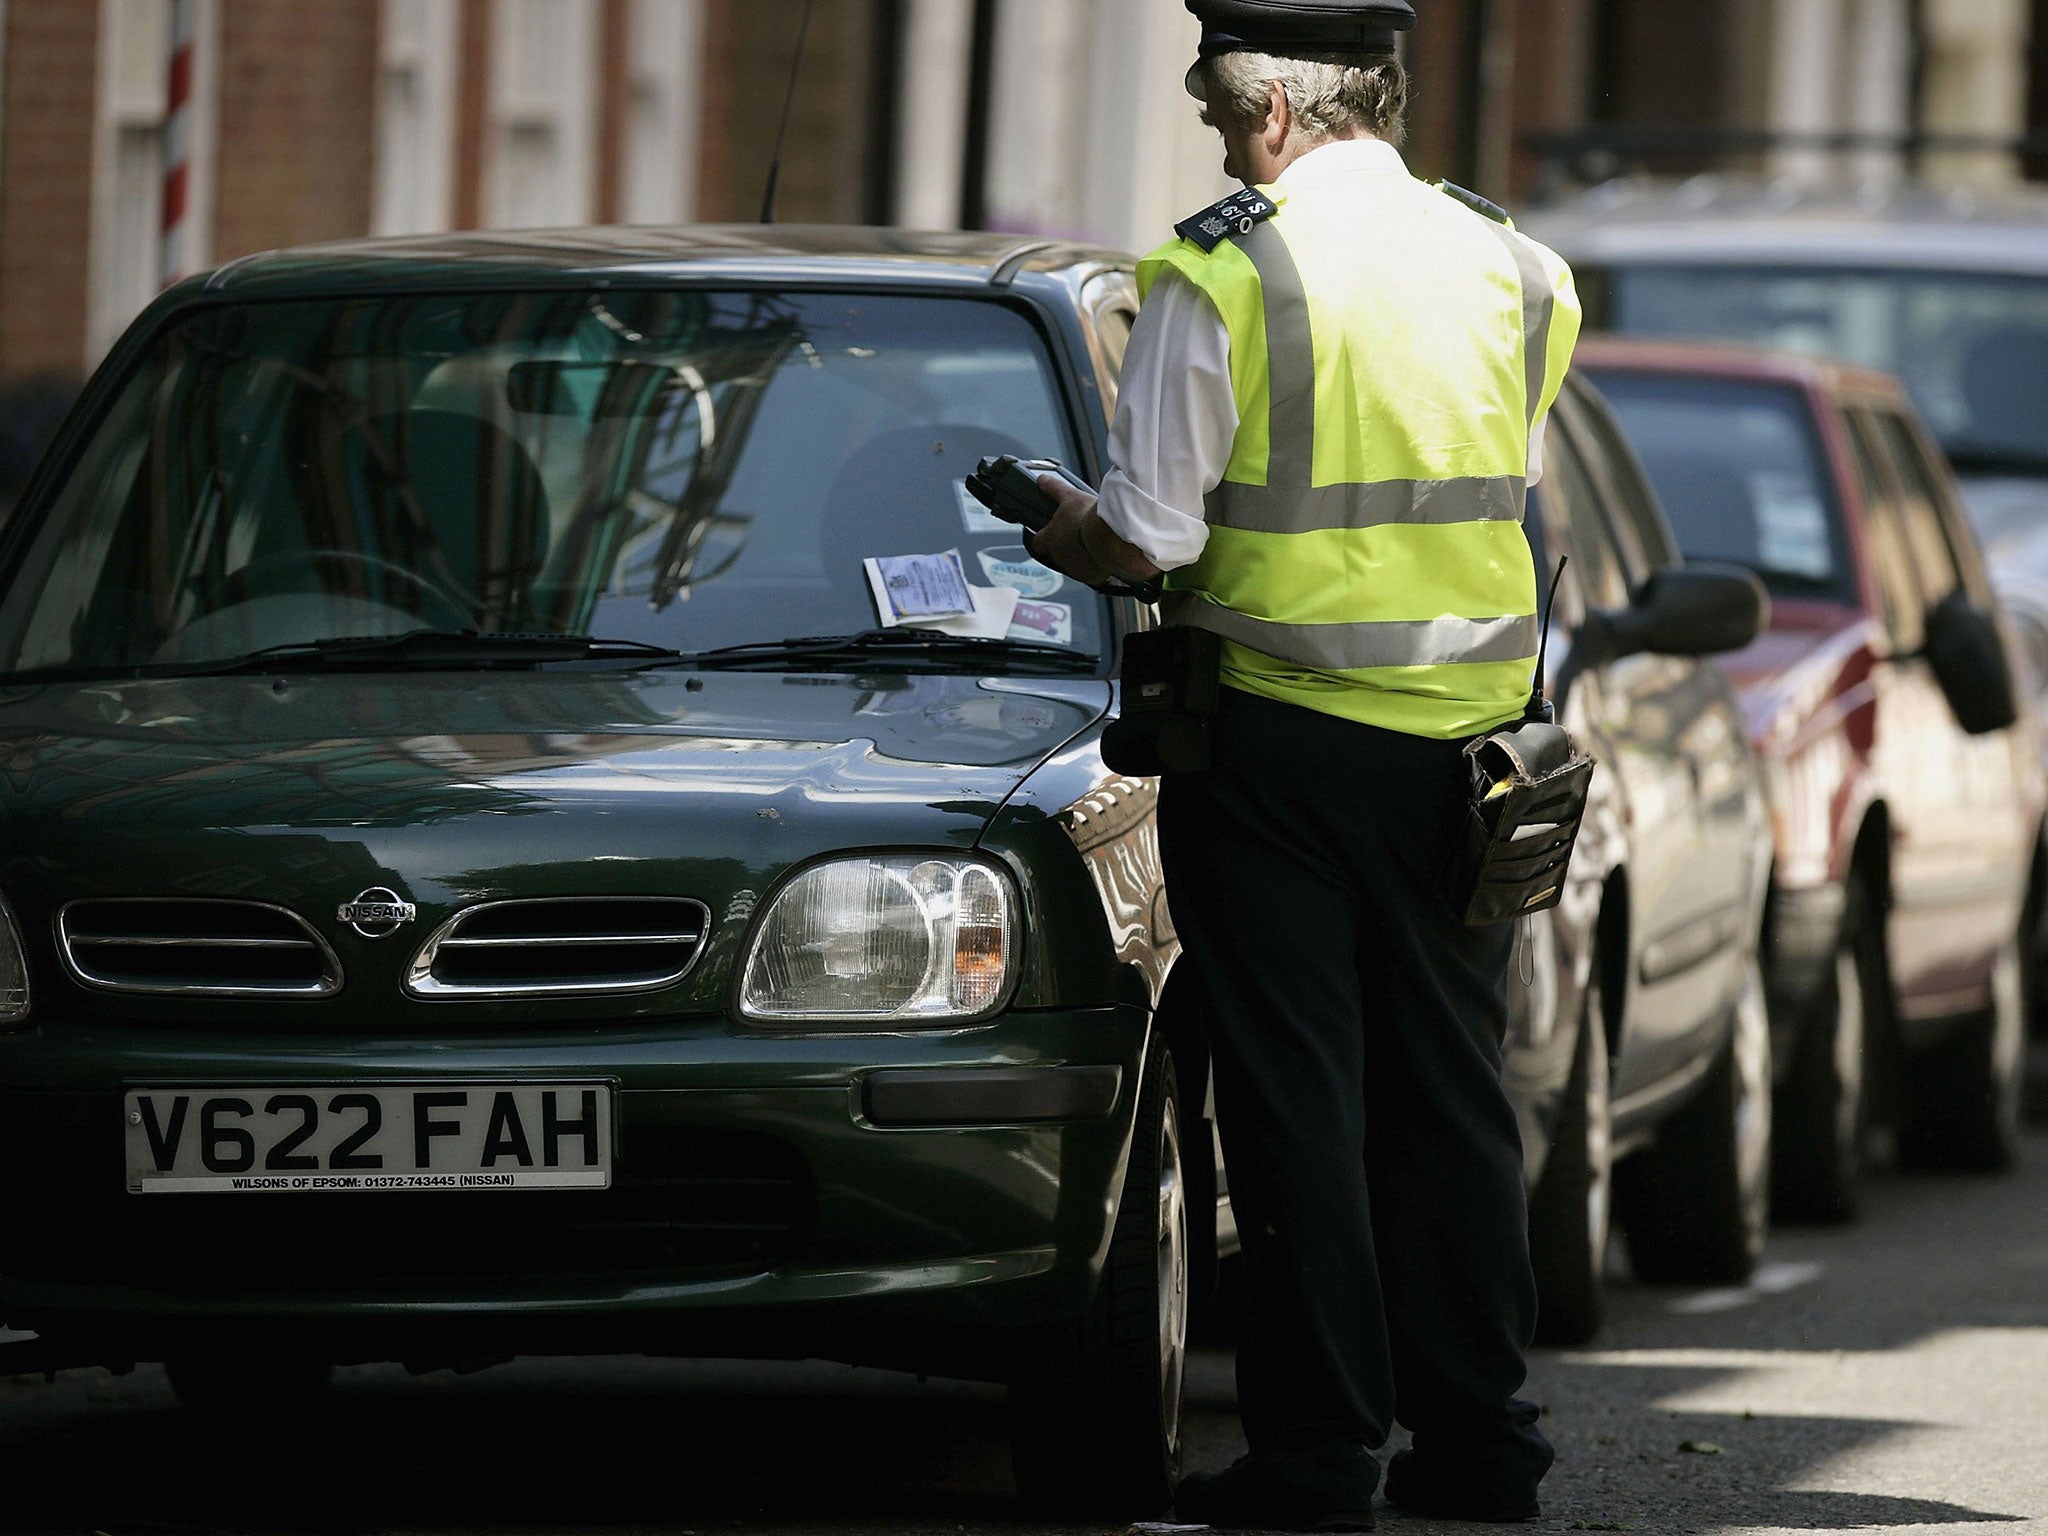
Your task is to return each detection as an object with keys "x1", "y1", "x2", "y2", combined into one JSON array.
[
  {"x1": 1854, "y1": 401, "x2": 2030, "y2": 1017},
  {"x1": 1538, "y1": 390, "x2": 1728, "y2": 1104}
]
